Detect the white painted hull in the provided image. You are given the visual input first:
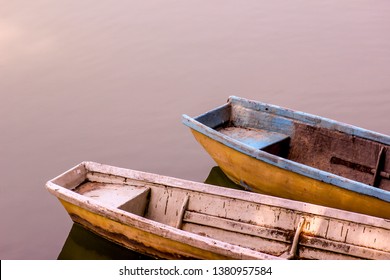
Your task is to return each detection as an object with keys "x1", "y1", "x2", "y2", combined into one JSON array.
[{"x1": 46, "y1": 162, "x2": 390, "y2": 259}]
